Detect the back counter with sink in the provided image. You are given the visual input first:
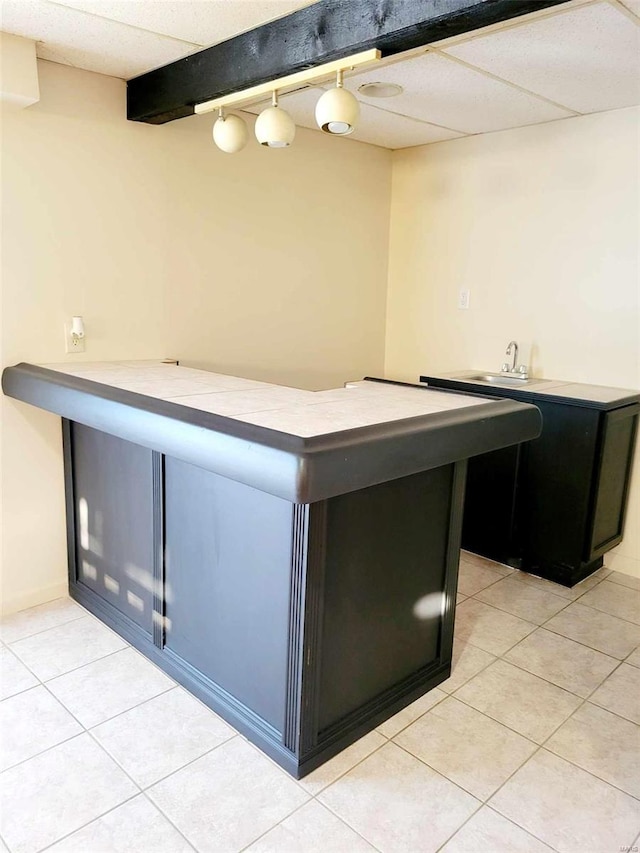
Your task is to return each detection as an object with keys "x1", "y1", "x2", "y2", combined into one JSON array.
[{"x1": 419, "y1": 371, "x2": 640, "y2": 587}]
